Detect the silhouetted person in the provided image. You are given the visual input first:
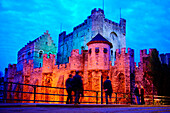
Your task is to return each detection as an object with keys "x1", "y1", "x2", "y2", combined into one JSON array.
[
  {"x1": 65, "y1": 74, "x2": 73, "y2": 104},
  {"x1": 140, "y1": 85, "x2": 145, "y2": 105},
  {"x1": 72, "y1": 70, "x2": 83, "y2": 104},
  {"x1": 104, "y1": 76, "x2": 113, "y2": 104},
  {"x1": 134, "y1": 84, "x2": 140, "y2": 104}
]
